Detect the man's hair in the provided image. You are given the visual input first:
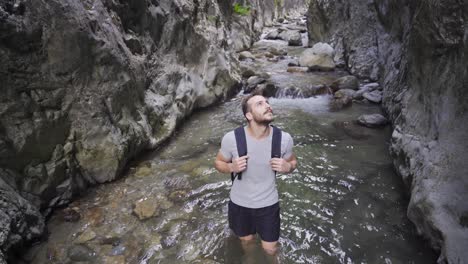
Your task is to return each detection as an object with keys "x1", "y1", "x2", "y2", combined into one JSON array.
[{"x1": 241, "y1": 92, "x2": 263, "y2": 118}]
